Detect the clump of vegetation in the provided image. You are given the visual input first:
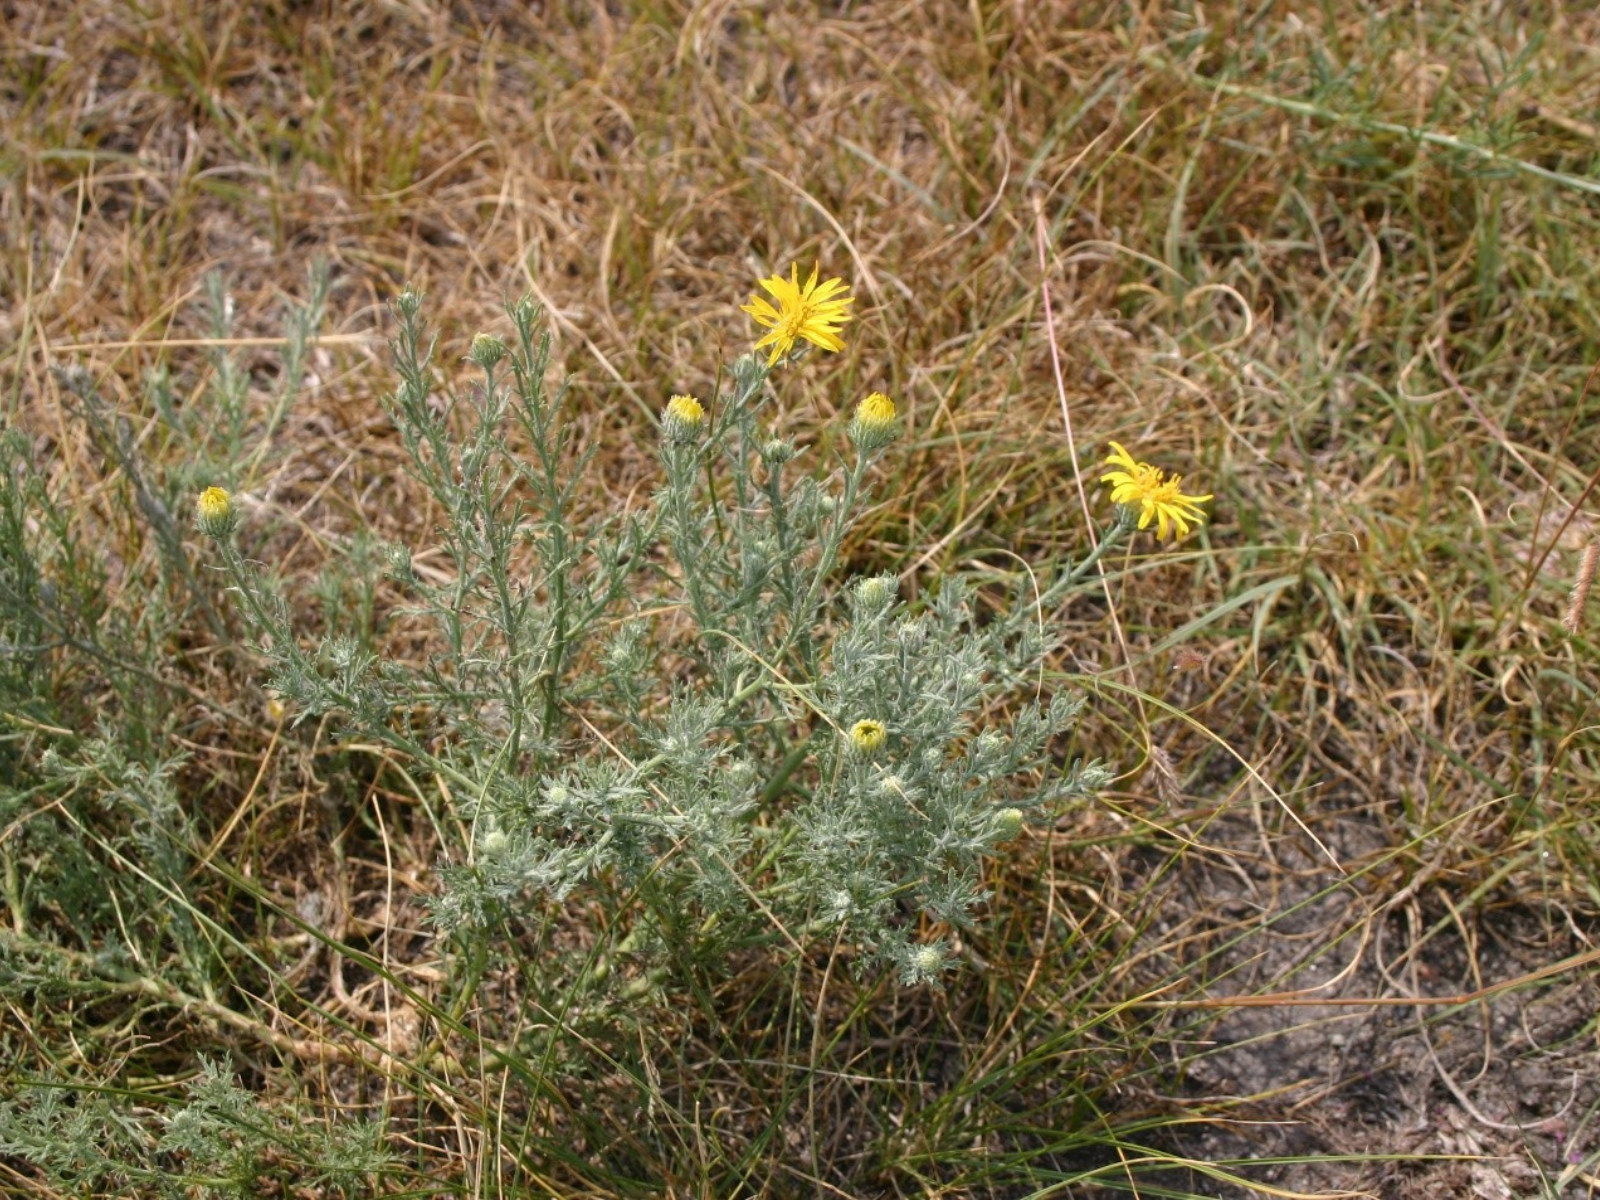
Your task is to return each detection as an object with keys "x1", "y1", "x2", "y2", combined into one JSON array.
[
  {"x1": 204, "y1": 272, "x2": 1192, "y2": 985},
  {"x1": 7, "y1": 4, "x2": 1600, "y2": 1195}
]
